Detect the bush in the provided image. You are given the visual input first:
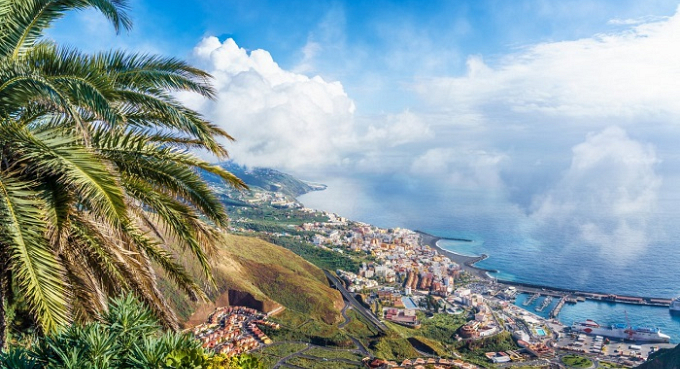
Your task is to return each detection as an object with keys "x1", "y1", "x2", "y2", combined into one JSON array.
[{"x1": 0, "y1": 295, "x2": 261, "y2": 369}]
